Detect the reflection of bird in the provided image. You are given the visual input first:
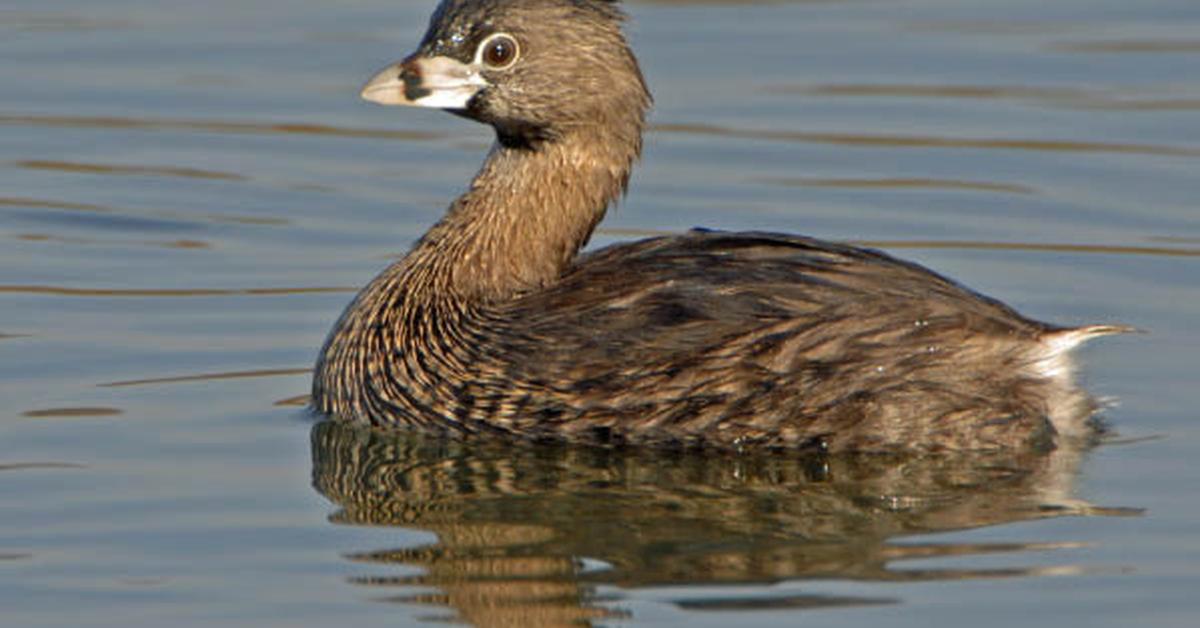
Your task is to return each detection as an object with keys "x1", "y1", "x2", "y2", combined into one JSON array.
[
  {"x1": 312, "y1": 0, "x2": 1126, "y2": 450},
  {"x1": 311, "y1": 421, "x2": 1137, "y2": 623}
]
